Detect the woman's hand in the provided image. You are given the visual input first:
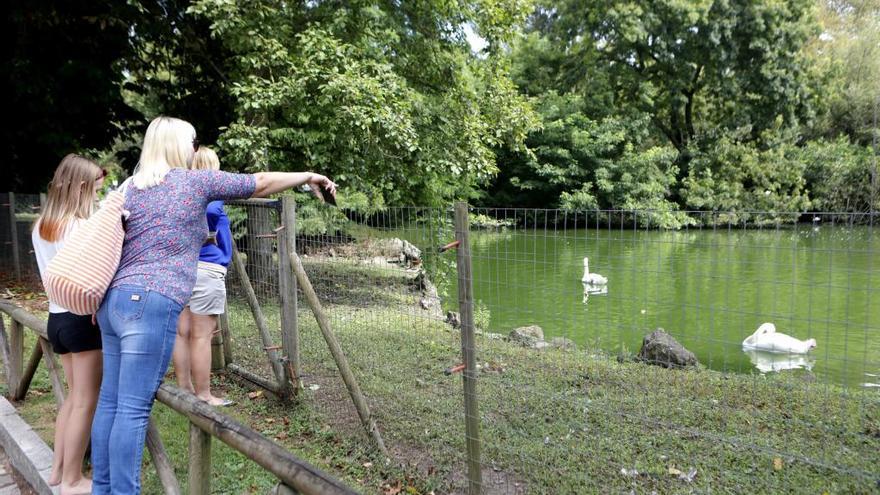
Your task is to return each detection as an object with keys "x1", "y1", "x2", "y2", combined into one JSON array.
[{"x1": 306, "y1": 174, "x2": 338, "y2": 203}]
